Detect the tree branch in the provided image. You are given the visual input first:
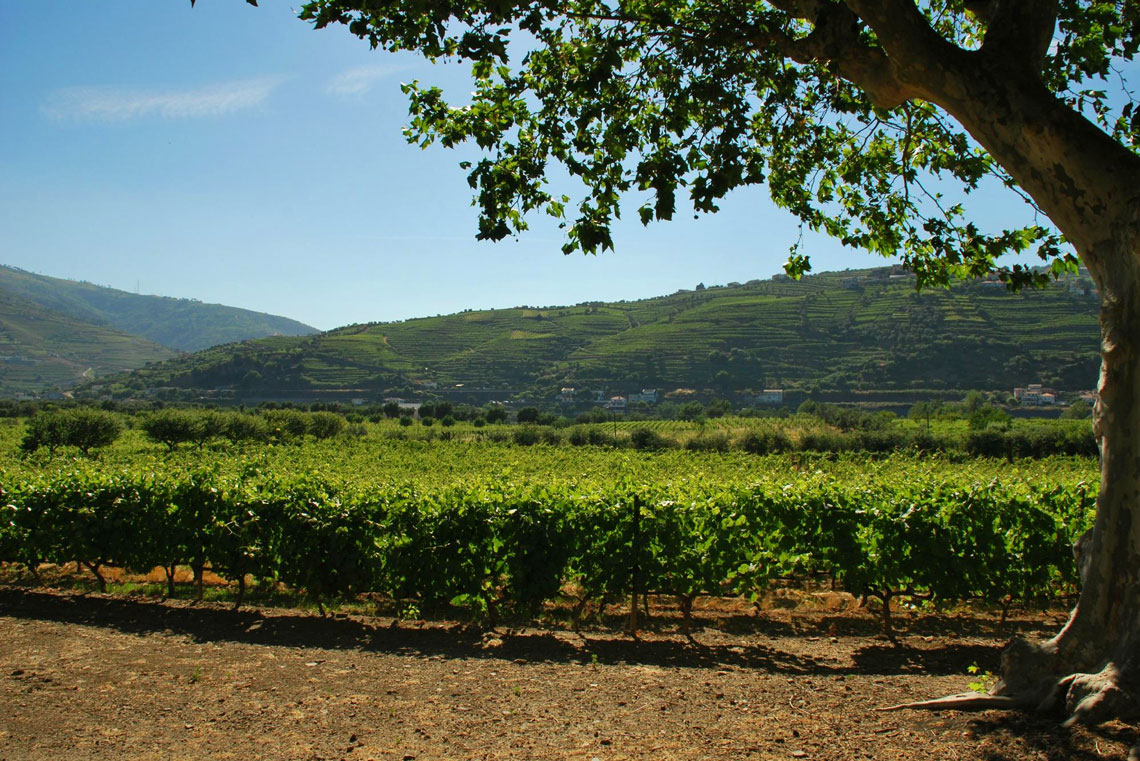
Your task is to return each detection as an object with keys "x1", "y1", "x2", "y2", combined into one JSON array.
[
  {"x1": 752, "y1": 2, "x2": 918, "y2": 109},
  {"x1": 979, "y1": 0, "x2": 1059, "y2": 75},
  {"x1": 842, "y1": 0, "x2": 945, "y2": 62}
]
